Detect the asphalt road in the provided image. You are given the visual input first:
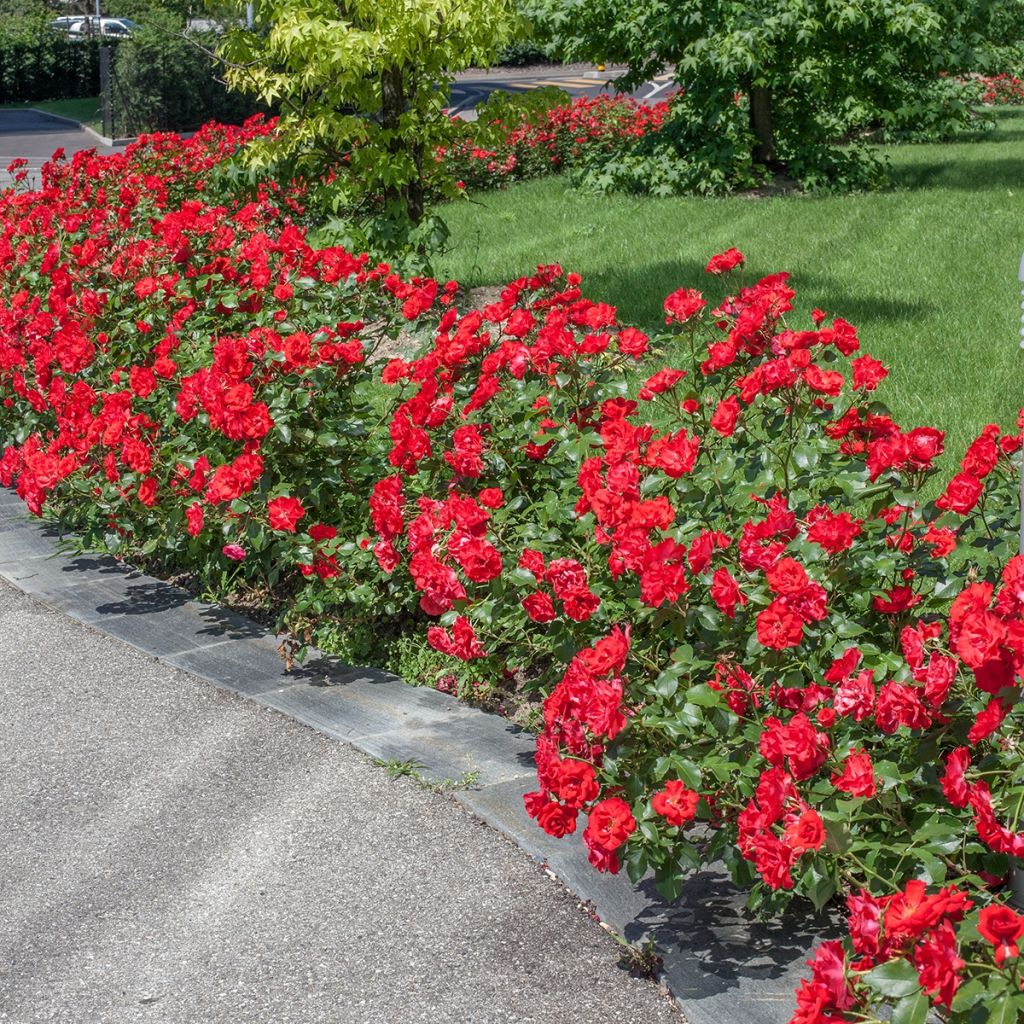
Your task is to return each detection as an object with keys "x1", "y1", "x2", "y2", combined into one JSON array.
[
  {"x1": 0, "y1": 577, "x2": 681, "y2": 1024},
  {"x1": 448, "y1": 68, "x2": 676, "y2": 117},
  {"x1": 0, "y1": 109, "x2": 111, "y2": 188}
]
